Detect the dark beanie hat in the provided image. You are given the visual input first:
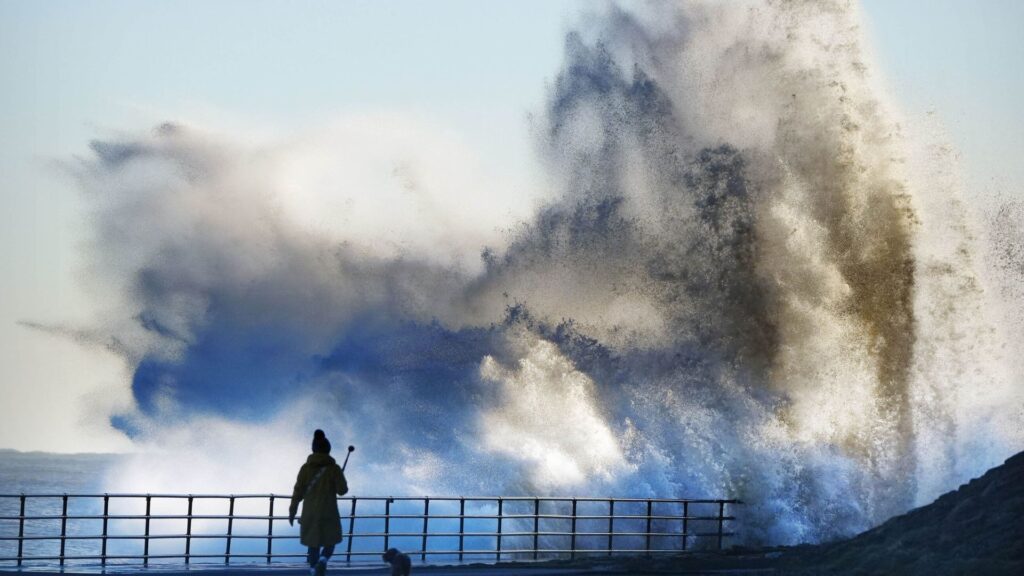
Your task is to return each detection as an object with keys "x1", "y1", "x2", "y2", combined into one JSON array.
[{"x1": 312, "y1": 429, "x2": 331, "y2": 454}]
